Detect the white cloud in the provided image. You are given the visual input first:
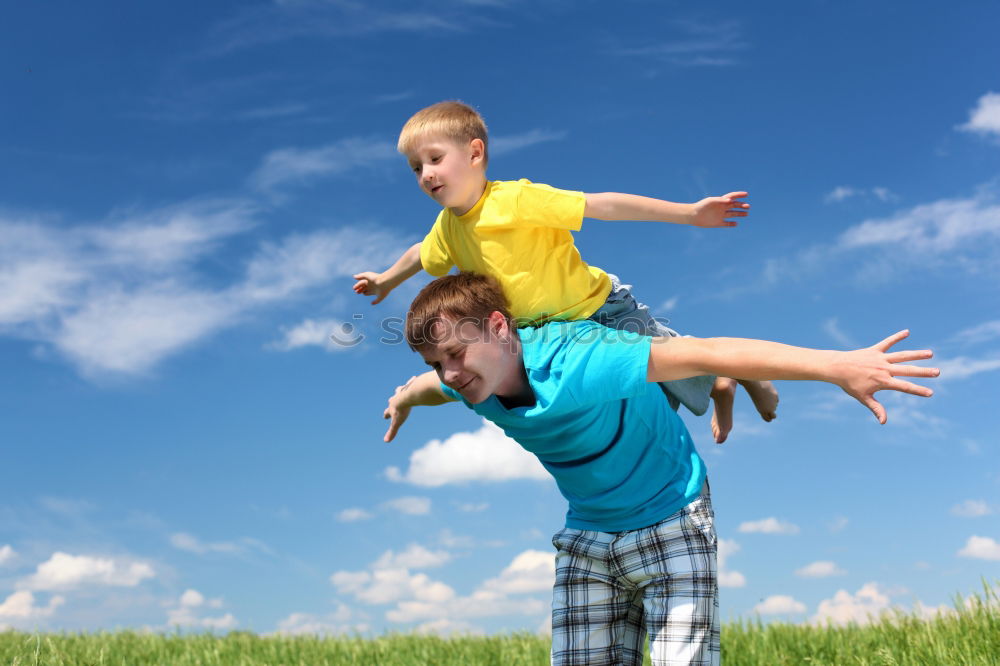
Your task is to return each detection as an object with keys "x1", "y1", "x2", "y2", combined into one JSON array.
[
  {"x1": 825, "y1": 186, "x2": 860, "y2": 203},
  {"x1": 479, "y1": 550, "x2": 554, "y2": 595},
  {"x1": 717, "y1": 539, "x2": 745, "y2": 588},
  {"x1": 952, "y1": 320, "x2": 1000, "y2": 345},
  {"x1": 180, "y1": 589, "x2": 205, "y2": 607},
  {"x1": 0, "y1": 591, "x2": 65, "y2": 619},
  {"x1": 951, "y1": 500, "x2": 993, "y2": 517},
  {"x1": 491, "y1": 130, "x2": 568, "y2": 156},
  {"x1": 758, "y1": 185, "x2": 1000, "y2": 291},
  {"x1": 18, "y1": 552, "x2": 155, "y2": 591},
  {"x1": 753, "y1": 595, "x2": 806, "y2": 615},
  {"x1": 812, "y1": 582, "x2": 893, "y2": 626},
  {"x1": 613, "y1": 19, "x2": 746, "y2": 67},
  {"x1": 204, "y1": 4, "x2": 464, "y2": 56},
  {"x1": 795, "y1": 561, "x2": 846, "y2": 578},
  {"x1": 0, "y1": 203, "x2": 406, "y2": 377},
  {"x1": 38, "y1": 497, "x2": 96, "y2": 516},
  {"x1": 54, "y1": 284, "x2": 238, "y2": 376},
  {"x1": 958, "y1": 92, "x2": 1000, "y2": 138},
  {"x1": 822, "y1": 317, "x2": 856, "y2": 348},
  {"x1": 271, "y1": 317, "x2": 362, "y2": 352},
  {"x1": 331, "y1": 548, "x2": 550, "y2": 628},
  {"x1": 824, "y1": 186, "x2": 897, "y2": 204},
  {"x1": 385, "y1": 420, "x2": 549, "y2": 486},
  {"x1": 437, "y1": 529, "x2": 476, "y2": 549},
  {"x1": 167, "y1": 589, "x2": 237, "y2": 630},
  {"x1": 411, "y1": 618, "x2": 484, "y2": 636},
  {"x1": 0, "y1": 545, "x2": 15, "y2": 566},
  {"x1": 331, "y1": 568, "x2": 455, "y2": 606},
  {"x1": 456, "y1": 502, "x2": 490, "y2": 513},
  {"x1": 274, "y1": 604, "x2": 370, "y2": 635},
  {"x1": 373, "y1": 544, "x2": 451, "y2": 570},
  {"x1": 251, "y1": 137, "x2": 396, "y2": 192},
  {"x1": 958, "y1": 535, "x2": 1000, "y2": 560},
  {"x1": 381, "y1": 496, "x2": 431, "y2": 516},
  {"x1": 737, "y1": 517, "x2": 800, "y2": 535},
  {"x1": 838, "y1": 190, "x2": 1000, "y2": 253},
  {"x1": 336, "y1": 508, "x2": 373, "y2": 523},
  {"x1": 169, "y1": 532, "x2": 268, "y2": 555},
  {"x1": 828, "y1": 516, "x2": 849, "y2": 533},
  {"x1": 238, "y1": 227, "x2": 404, "y2": 302},
  {"x1": 933, "y1": 356, "x2": 1000, "y2": 381}
]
